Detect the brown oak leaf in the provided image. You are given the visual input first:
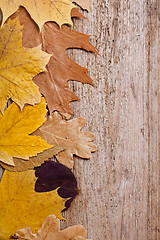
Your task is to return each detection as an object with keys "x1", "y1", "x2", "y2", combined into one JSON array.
[
  {"x1": 10, "y1": 7, "x2": 86, "y2": 49},
  {"x1": 34, "y1": 111, "x2": 97, "y2": 168},
  {"x1": 10, "y1": 7, "x2": 41, "y2": 48},
  {"x1": 14, "y1": 215, "x2": 89, "y2": 240},
  {"x1": 10, "y1": 7, "x2": 97, "y2": 116},
  {"x1": 34, "y1": 22, "x2": 98, "y2": 116},
  {"x1": 71, "y1": 8, "x2": 87, "y2": 19}
]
